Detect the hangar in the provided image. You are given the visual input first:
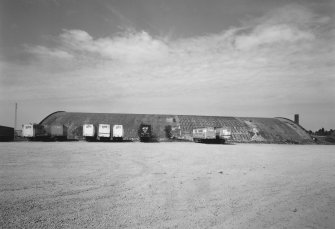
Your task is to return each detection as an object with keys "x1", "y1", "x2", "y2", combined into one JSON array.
[{"x1": 39, "y1": 111, "x2": 313, "y2": 143}]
